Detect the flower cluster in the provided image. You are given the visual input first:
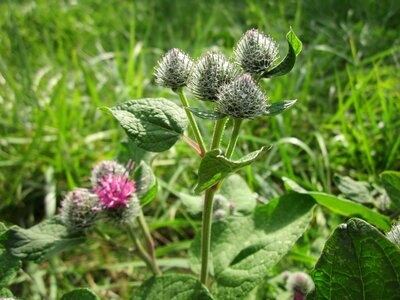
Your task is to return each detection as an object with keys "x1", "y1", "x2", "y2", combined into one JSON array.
[
  {"x1": 60, "y1": 160, "x2": 140, "y2": 230},
  {"x1": 154, "y1": 28, "x2": 282, "y2": 119}
]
